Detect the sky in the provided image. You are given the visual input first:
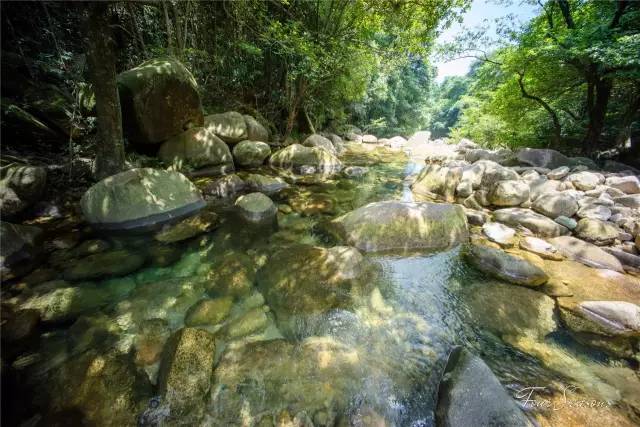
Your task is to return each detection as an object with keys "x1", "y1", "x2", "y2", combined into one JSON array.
[{"x1": 433, "y1": 0, "x2": 539, "y2": 82}]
